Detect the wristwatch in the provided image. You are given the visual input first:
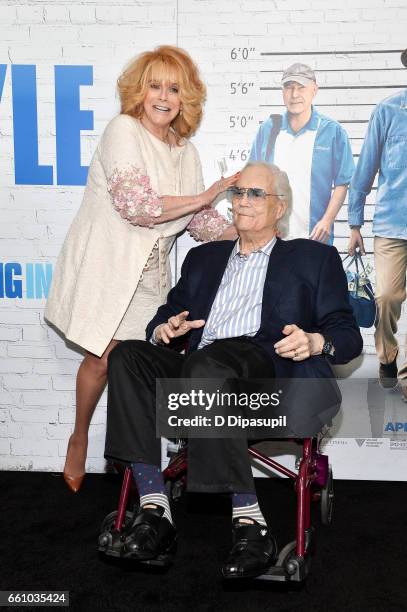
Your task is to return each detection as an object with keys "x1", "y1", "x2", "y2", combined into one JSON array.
[{"x1": 322, "y1": 336, "x2": 335, "y2": 357}]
